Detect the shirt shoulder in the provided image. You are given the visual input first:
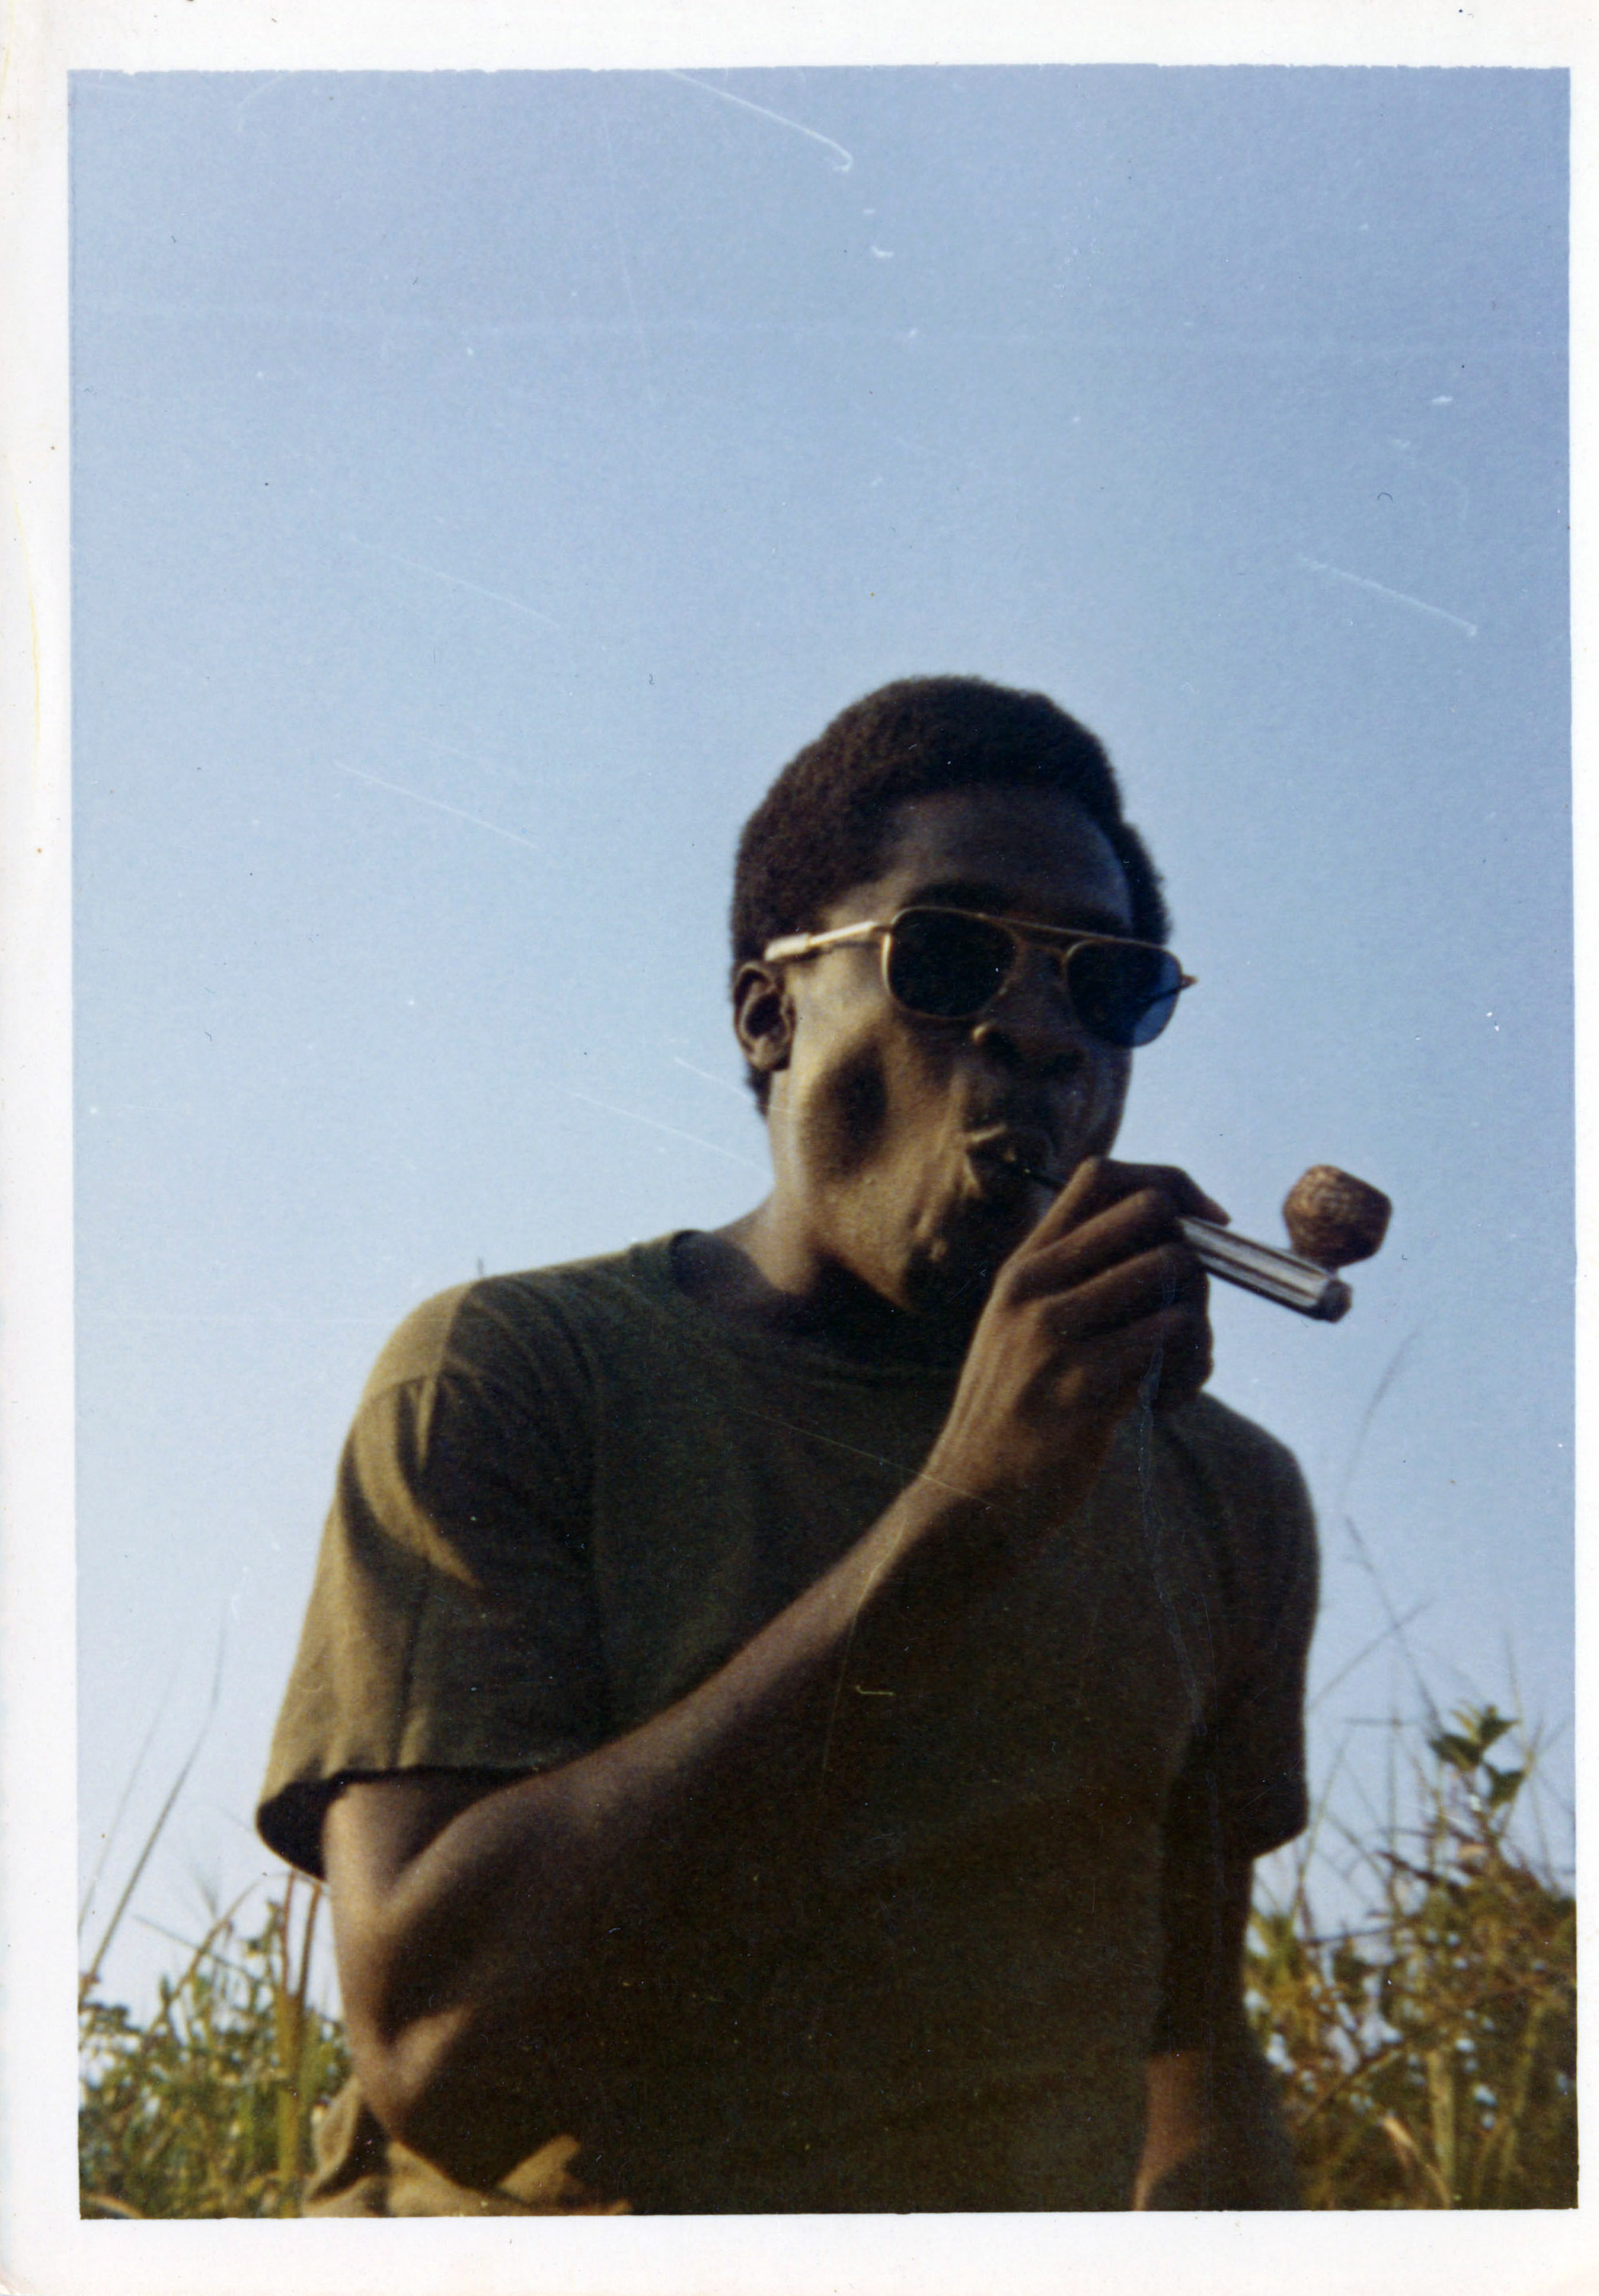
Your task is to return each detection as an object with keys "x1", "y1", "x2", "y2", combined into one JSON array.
[
  {"x1": 1154, "y1": 1391, "x2": 1316, "y2": 1558},
  {"x1": 257, "y1": 1246, "x2": 683, "y2": 1875},
  {"x1": 1150, "y1": 1390, "x2": 1320, "y2": 1688},
  {"x1": 1162, "y1": 1388, "x2": 1306, "y2": 1483},
  {"x1": 356, "y1": 1237, "x2": 687, "y2": 1408}
]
